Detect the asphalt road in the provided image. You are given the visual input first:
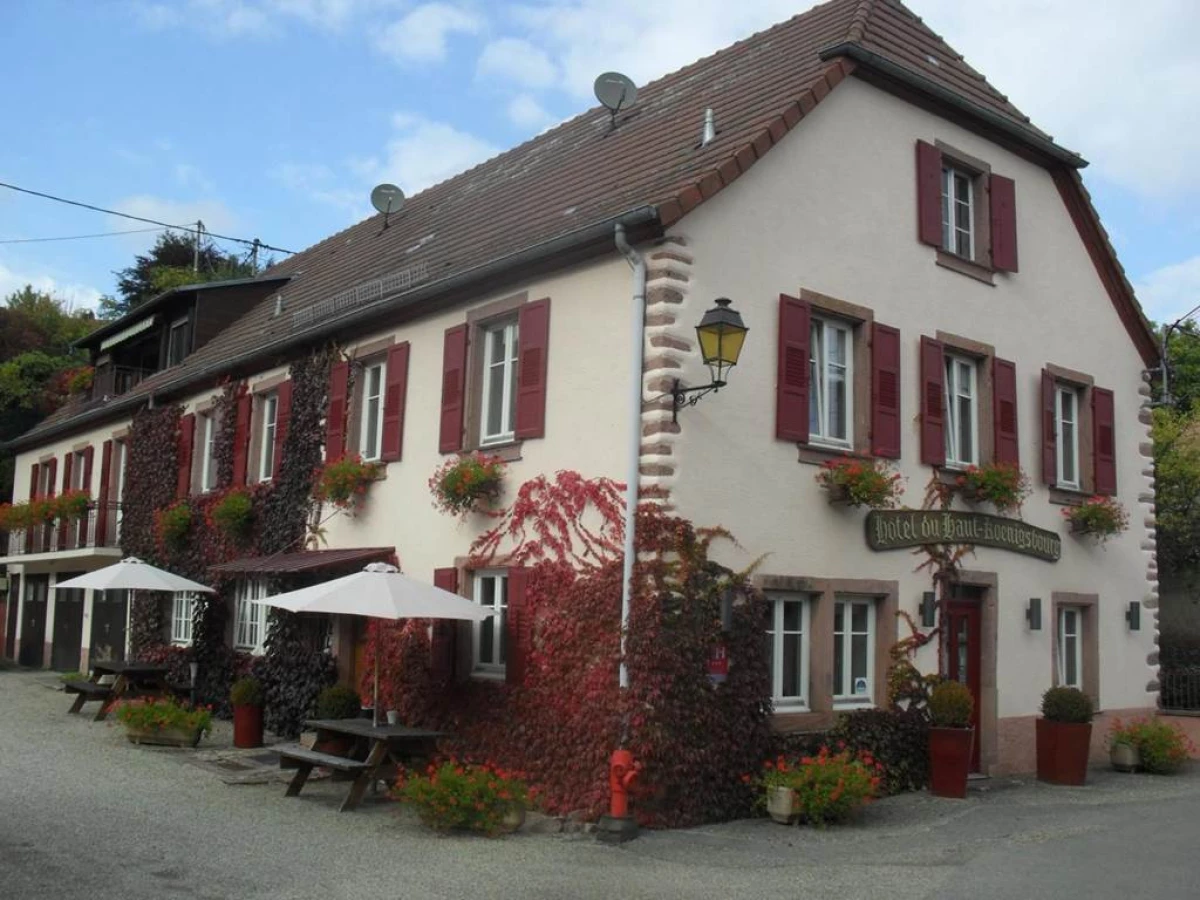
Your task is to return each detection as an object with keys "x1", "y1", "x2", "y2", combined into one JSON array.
[{"x1": 3, "y1": 669, "x2": 1200, "y2": 900}]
